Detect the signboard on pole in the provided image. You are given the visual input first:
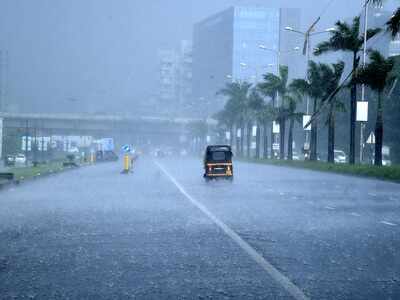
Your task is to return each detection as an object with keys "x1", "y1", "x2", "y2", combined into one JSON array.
[
  {"x1": 303, "y1": 115, "x2": 311, "y2": 131},
  {"x1": 206, "y1": 135, "x2": 211, "y2": 143},
  {"x1": 237, "y1": 129, "x2": 241, "y2": 138},
  {"x1": 357, "y1": 101, "x2": 368, "y2": 122},
  {"x1": 272, "y1": 121, "x2": 280, "y2": 134},
  {"x1": 225, "y1": 131, "x2": 231, "y2": 140},
  {"x1": 252, "y1": 126, "x2": 257, "y2": 137}
]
